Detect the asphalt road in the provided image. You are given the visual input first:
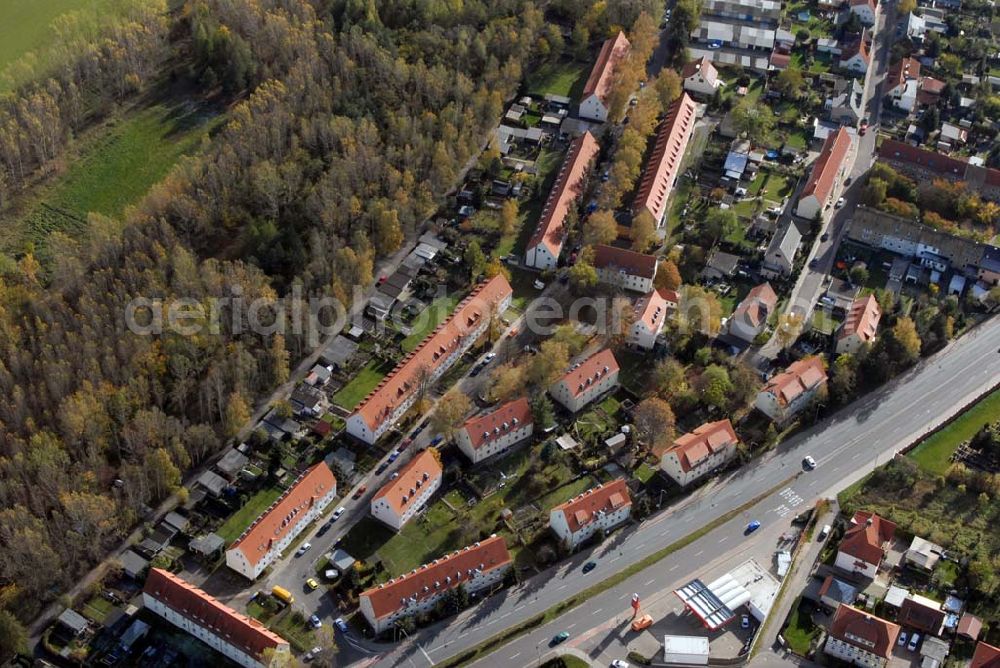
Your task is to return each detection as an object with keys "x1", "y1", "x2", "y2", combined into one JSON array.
[{"x1": 355, "y1": 314, "x2": 1000, "y2": 668}]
